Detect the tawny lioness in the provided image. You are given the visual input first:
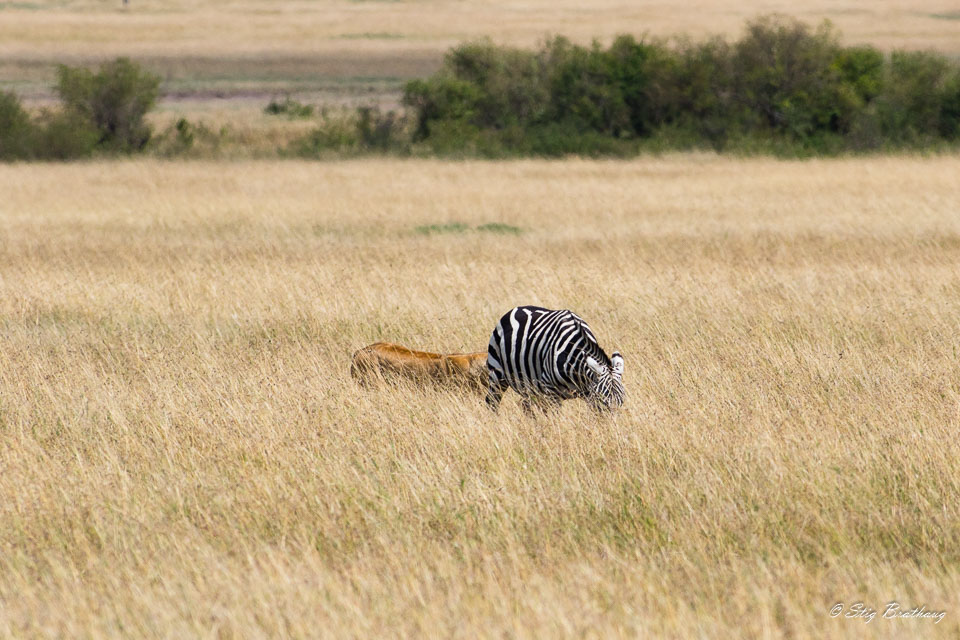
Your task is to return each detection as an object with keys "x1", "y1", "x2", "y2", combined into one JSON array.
[{"x1": 351, "y1": 342, "x2": 487, "y2": 394}]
